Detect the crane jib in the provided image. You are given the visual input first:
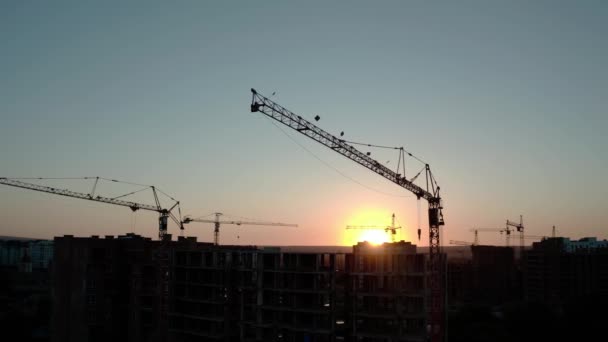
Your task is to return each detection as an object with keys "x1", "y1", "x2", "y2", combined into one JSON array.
[
  {"x1": 250, "y1": 90, "x2": 438, "y2": 203},
  {"x1": 0, "y1": 177, "x2": 184, "y2": 238},
  {"x1": 0, "y1": 178, "x2": 160, "y2": 212}
]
